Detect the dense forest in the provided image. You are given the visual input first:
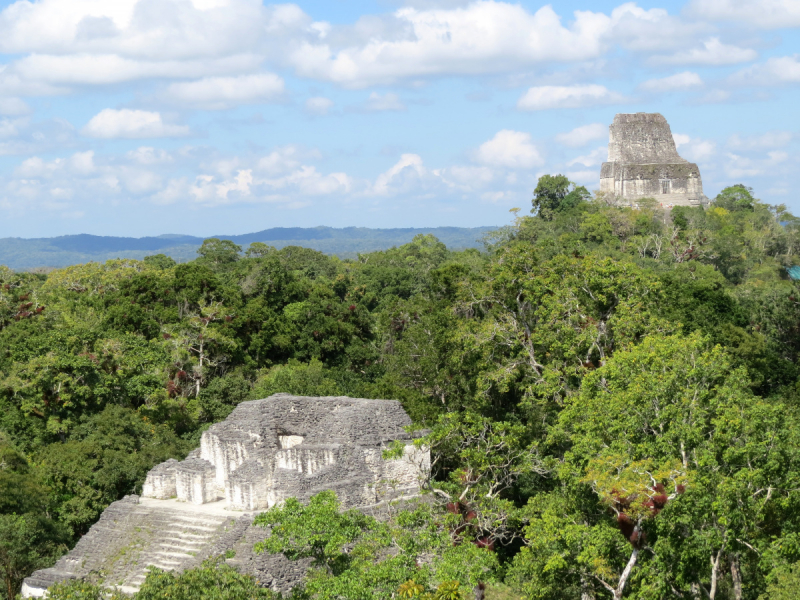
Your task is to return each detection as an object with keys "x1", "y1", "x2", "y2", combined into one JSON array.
[{"x1": 2, "y1": 179, "x2": 800, "y2": 600}]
